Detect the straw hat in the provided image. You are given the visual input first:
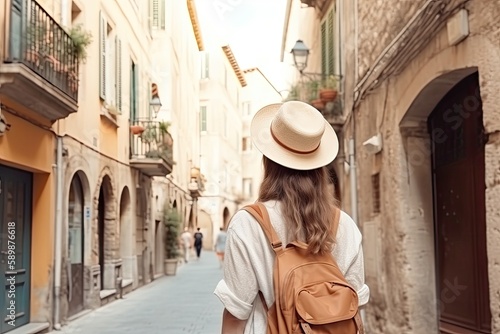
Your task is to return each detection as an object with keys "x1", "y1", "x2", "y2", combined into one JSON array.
[{"x1": 250, "y1": 101, "x2": 339, "y2": 170}]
